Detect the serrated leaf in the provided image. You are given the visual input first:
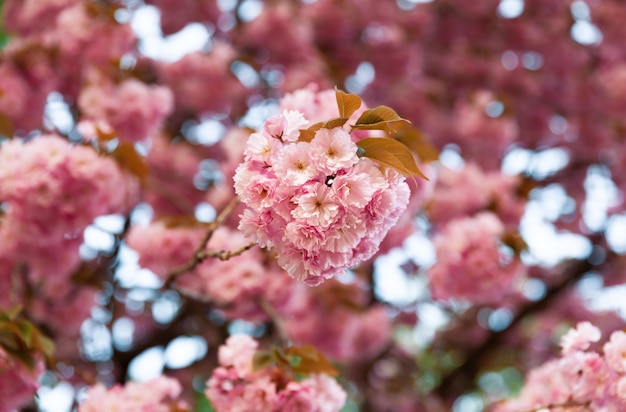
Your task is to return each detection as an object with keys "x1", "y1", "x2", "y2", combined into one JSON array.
[
  {"x1": 110, "y1": 141, "x2": 149, "y2": 184},
  {"x1": 323, "y1": 117, "x2": 349, "y2": 129},
  {"x1": 16, "y1": 320, "x2": 34, "y2": 347},
  {"x1": 0, "y1": 112, "x2": 14, "y2": 137},
  {"x1": 35, "y1": 334, "x2": 55, "y2": 358},
  {"x1": 298, "y1": 129, "x2": 317, "y2": 143},
  {"x1": 352, "y1": 119, "x2": 410, "y2": 133},
  {"x1": 354, "y1": 106, "x2": 408, "y2": 128},
  {"x1": 252, "y1": 350, "x2": 273, "y2": 372},
  {"x1": 284, "y1": 345, "x2": 338, "y2": 377},
  {"x1": 393, "y1": 124, "x2": 439, "y2": 162},
  {"x1": 3, "y1": 346, "x2": 36, "y2": 370},
  {"x1": 1, "y1": 306, "x2": 23, "y2": 321},
  {"x1": 501, "y1": 230, "x2": 528, "y2": 255},
  {"x1": 298, "y1": 122, "x2": 324, "y2": 143},
  {"x1": 357, "y1": 138, "x2": 428, "y2": 179},
  {"x1": 335, "y1": 88, "x2": 362, "y2": 119}
]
